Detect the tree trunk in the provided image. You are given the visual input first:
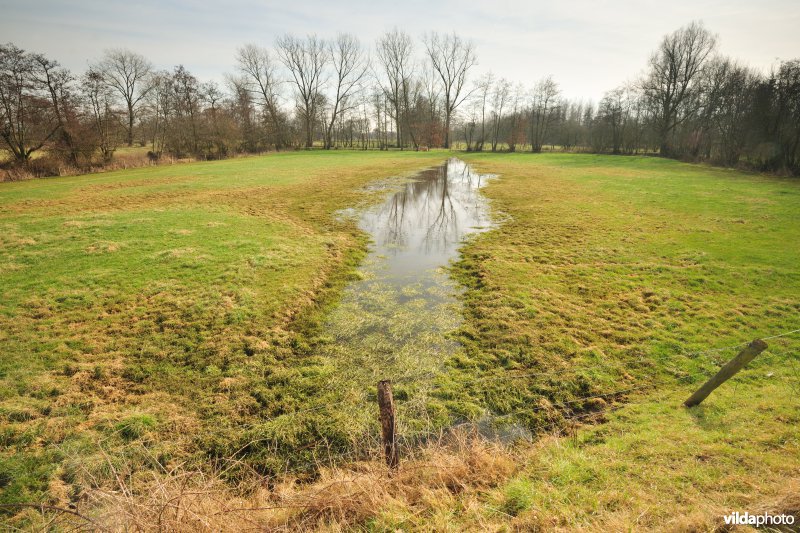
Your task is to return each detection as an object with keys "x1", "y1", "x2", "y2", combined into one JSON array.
[
  {"x1": 377, "y1": 380, "x2": 399, "y2": 470},
  {"x1": 443, "y1": 111, "x2": 451, "y2": 149},
  {"x1": 127, "y1": 102, "x2": 134, "y2": 147}
]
